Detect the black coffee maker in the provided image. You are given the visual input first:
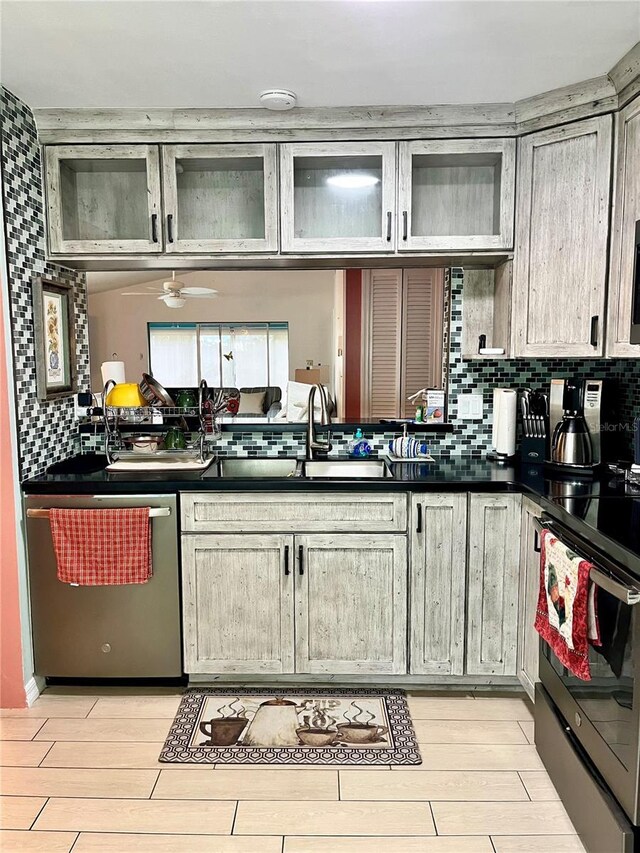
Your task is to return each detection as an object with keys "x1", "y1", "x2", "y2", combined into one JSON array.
[{"x1": 546, "y1": 378, "x2": 608, "y2": 475}]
